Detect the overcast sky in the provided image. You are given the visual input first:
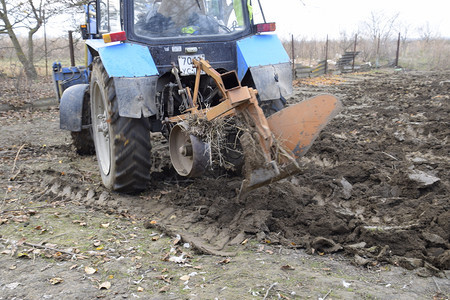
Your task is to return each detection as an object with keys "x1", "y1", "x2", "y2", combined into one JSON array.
[
  {"x1": 256, "y1": 0, "x2": 450, "y2": 40},
  {"x1": 45, "y1": 0, "x2": 449, "y2": 41}
]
